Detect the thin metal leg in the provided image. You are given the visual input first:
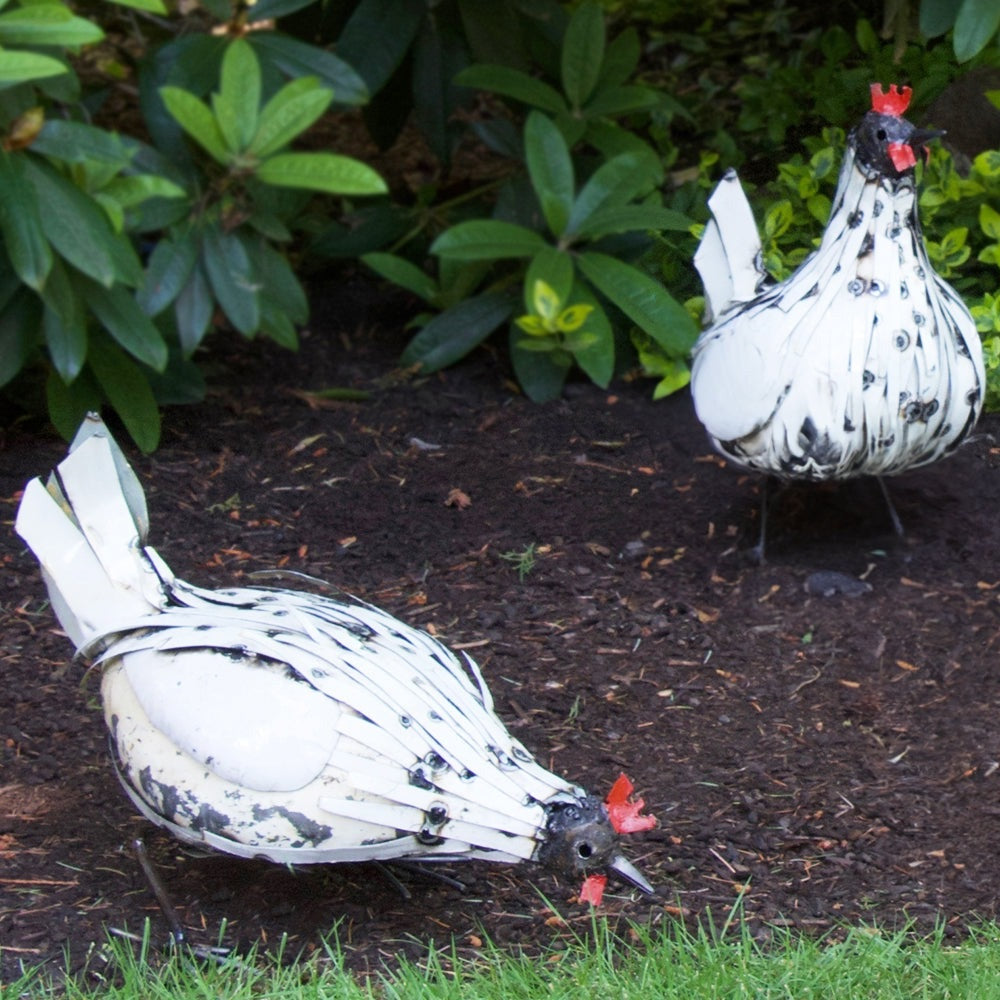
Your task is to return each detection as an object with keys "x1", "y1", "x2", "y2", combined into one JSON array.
[
  {"x1": 876, "y1": 477, "x2": 904, "y2": 537},
  {"x1": 133, "y1": 838, "x2": 186, "y2": 950},
  {"x1": 749, "y1": 477, "x2": 770, "y2": 565}
]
